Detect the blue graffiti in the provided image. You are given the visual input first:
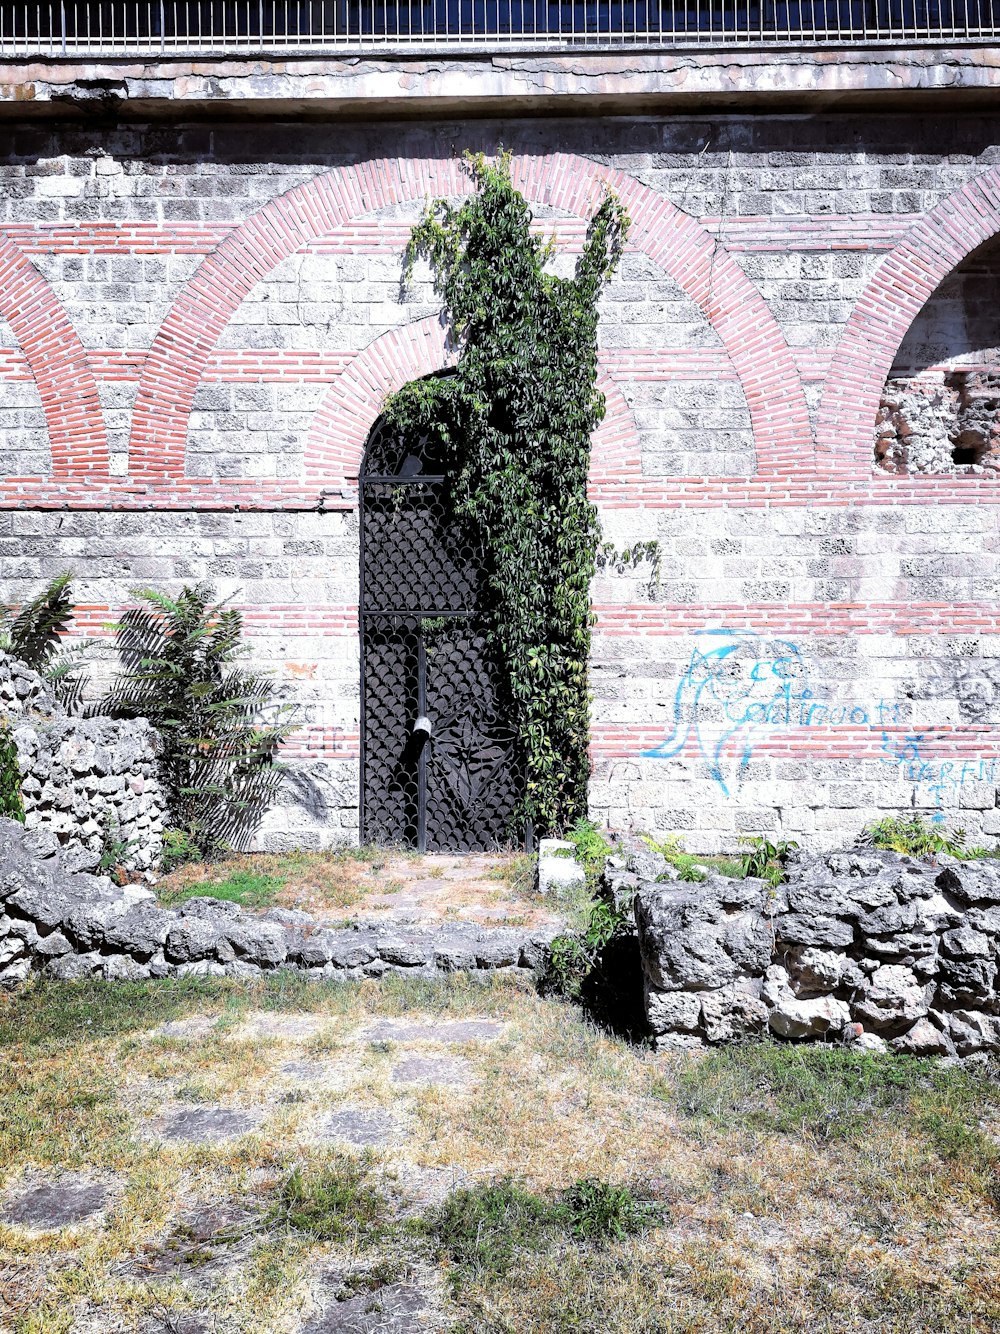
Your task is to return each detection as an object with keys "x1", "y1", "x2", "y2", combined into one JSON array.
[
  {"x1": 643, "y1": 629, "x2": 905, "y2": 794},
  {"x1": 878, "y1": 732, "x2": 1000, "y2": 812}
]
